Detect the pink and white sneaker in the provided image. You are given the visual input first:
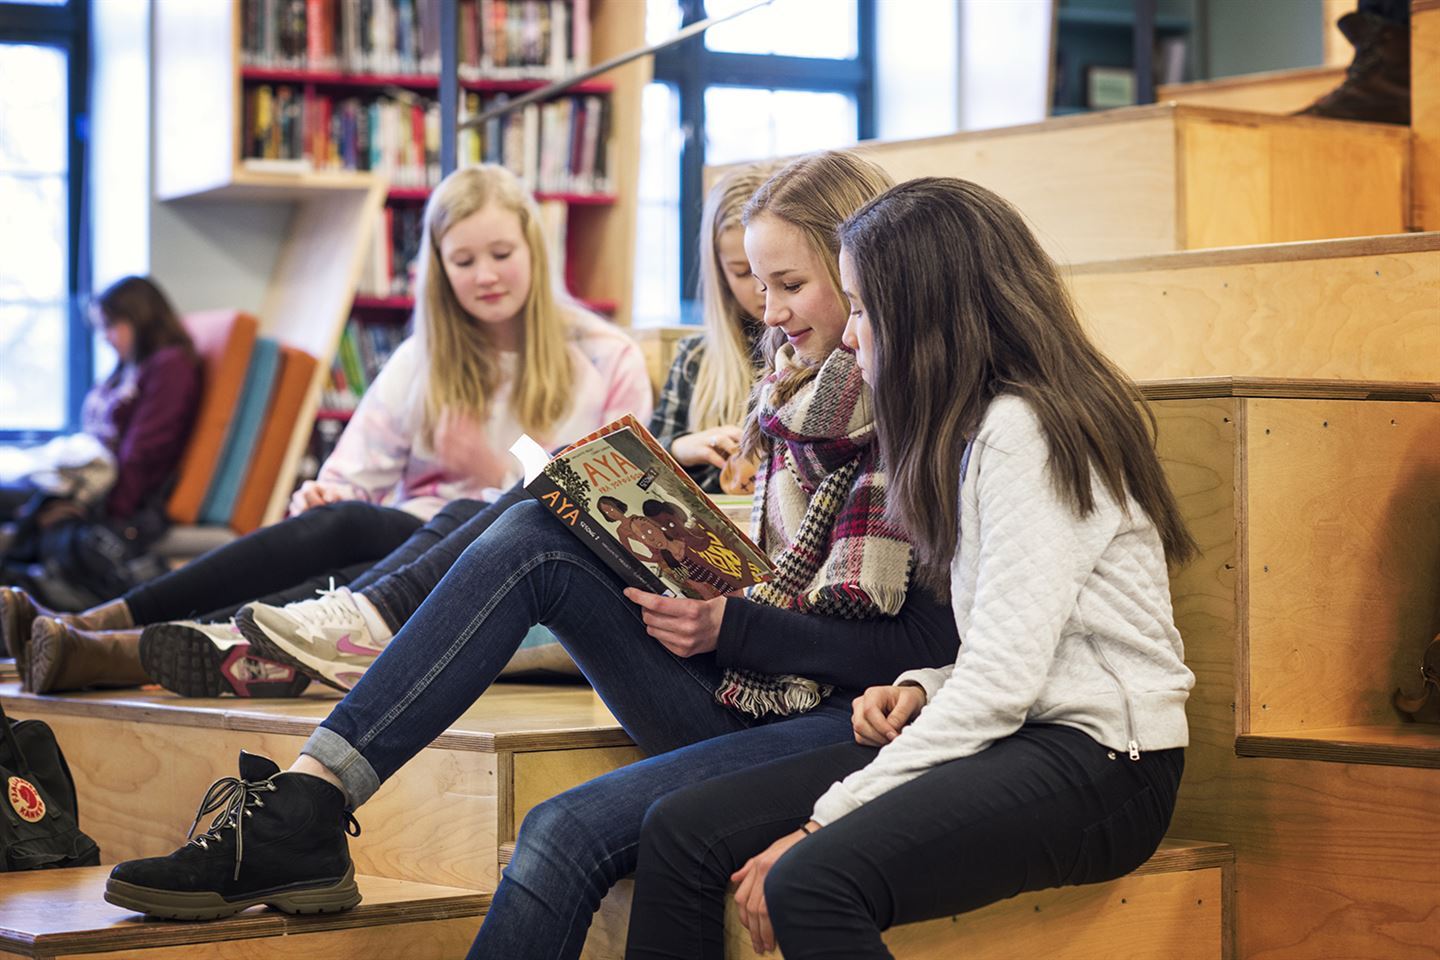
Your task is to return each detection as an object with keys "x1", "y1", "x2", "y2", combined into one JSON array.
[
  {"x1": 235, "y1": 588, "x2": 392, "y2": 693},
  {"x1": 139, "y1": 620, "x2": 312, "y2": 698}
]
